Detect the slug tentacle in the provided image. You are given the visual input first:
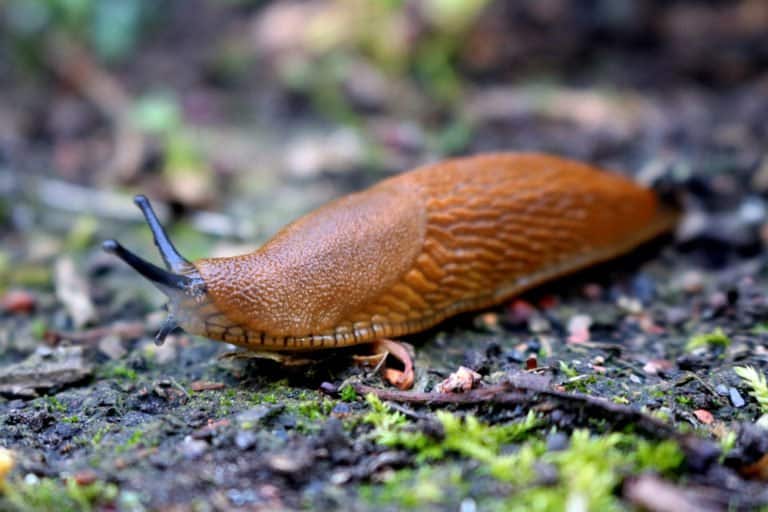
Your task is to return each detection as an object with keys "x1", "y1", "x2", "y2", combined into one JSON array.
[
  {"x1": 133, "y1": 195, "x2": 190, "y2": 273},
  {"x1": 103, "y1": 197, "x2": 210, "y2": 346},
  {"x1": 102, "y1": 239, "x2": 193, "y2": 291}
]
